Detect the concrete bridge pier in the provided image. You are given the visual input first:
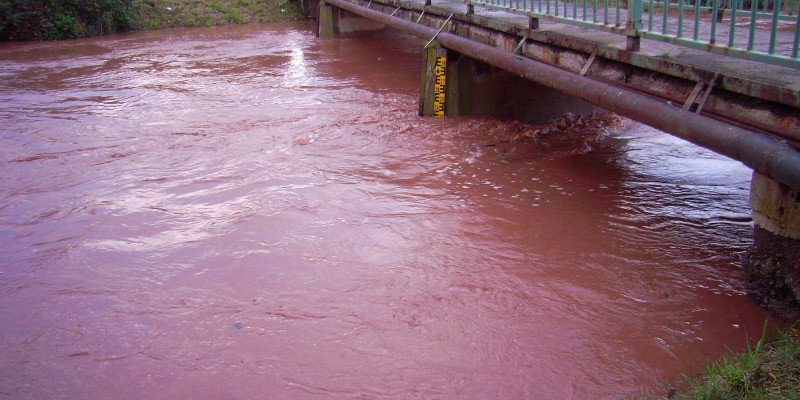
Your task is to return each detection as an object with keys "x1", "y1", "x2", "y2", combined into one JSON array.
[
  {"x1": 316, "y1": 1, "x2": 599, "y2": 120},
  {"x1": 317, "y1": 1, "x2": 385, "y2": 38},
  {"x1": 419, "y1": 46, "x2": 601, "y2": 120},
  {"x1": 419, "y1": 42, "x2": 449, "y2": 116},
  {"x1": 743, "y1": 172, "x2": 800, "y2": 320}
]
